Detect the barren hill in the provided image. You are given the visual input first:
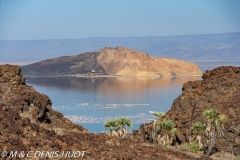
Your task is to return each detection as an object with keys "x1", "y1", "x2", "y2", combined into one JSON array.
[{"x1": 22, "y1": 47, "x2": 202, "y2": 77}]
